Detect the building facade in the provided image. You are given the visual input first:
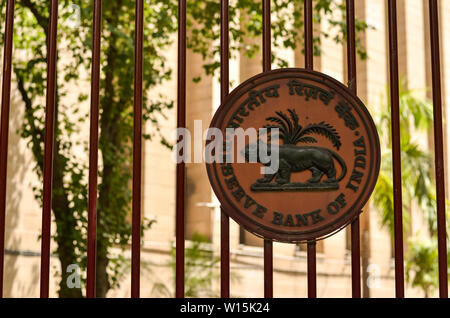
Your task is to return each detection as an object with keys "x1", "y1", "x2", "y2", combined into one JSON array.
[{"x1": 3, "y1": 0, "x2": 450, "y2": 297}]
